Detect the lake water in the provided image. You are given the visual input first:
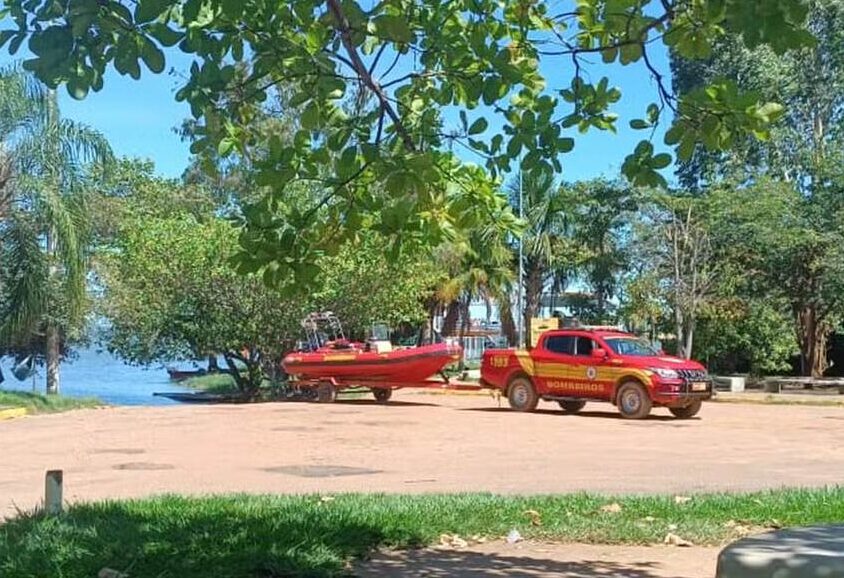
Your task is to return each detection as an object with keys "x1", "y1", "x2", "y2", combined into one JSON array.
[{"x1": 0, "y1": 348, "x2": 194, "y2": 406}]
